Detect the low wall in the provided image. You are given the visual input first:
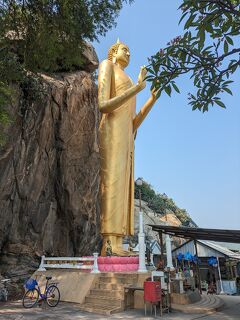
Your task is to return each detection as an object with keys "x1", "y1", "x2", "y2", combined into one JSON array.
[
  {"x1": 171, "y1": 290, "x2": 201, "y2": 305},
  {"x1": 34, "y1": 270, "x2": 151, "y2": 306},
  {"x1": 34, "y1": 270, "x2": 99, "y2": 304}
]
